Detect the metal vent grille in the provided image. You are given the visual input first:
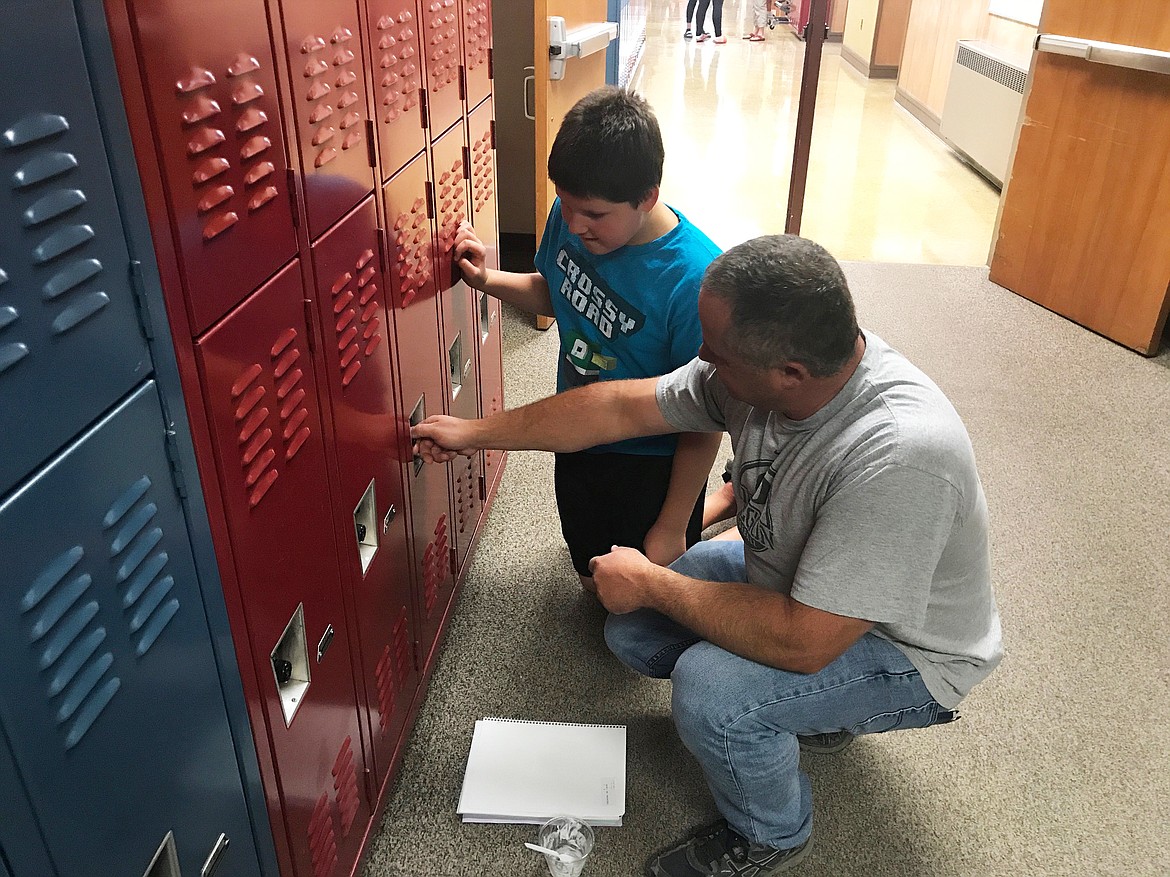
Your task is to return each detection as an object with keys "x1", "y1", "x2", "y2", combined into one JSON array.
[{"x1": 956, "y1": 44, "x2": 1027, "y2": 94}]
